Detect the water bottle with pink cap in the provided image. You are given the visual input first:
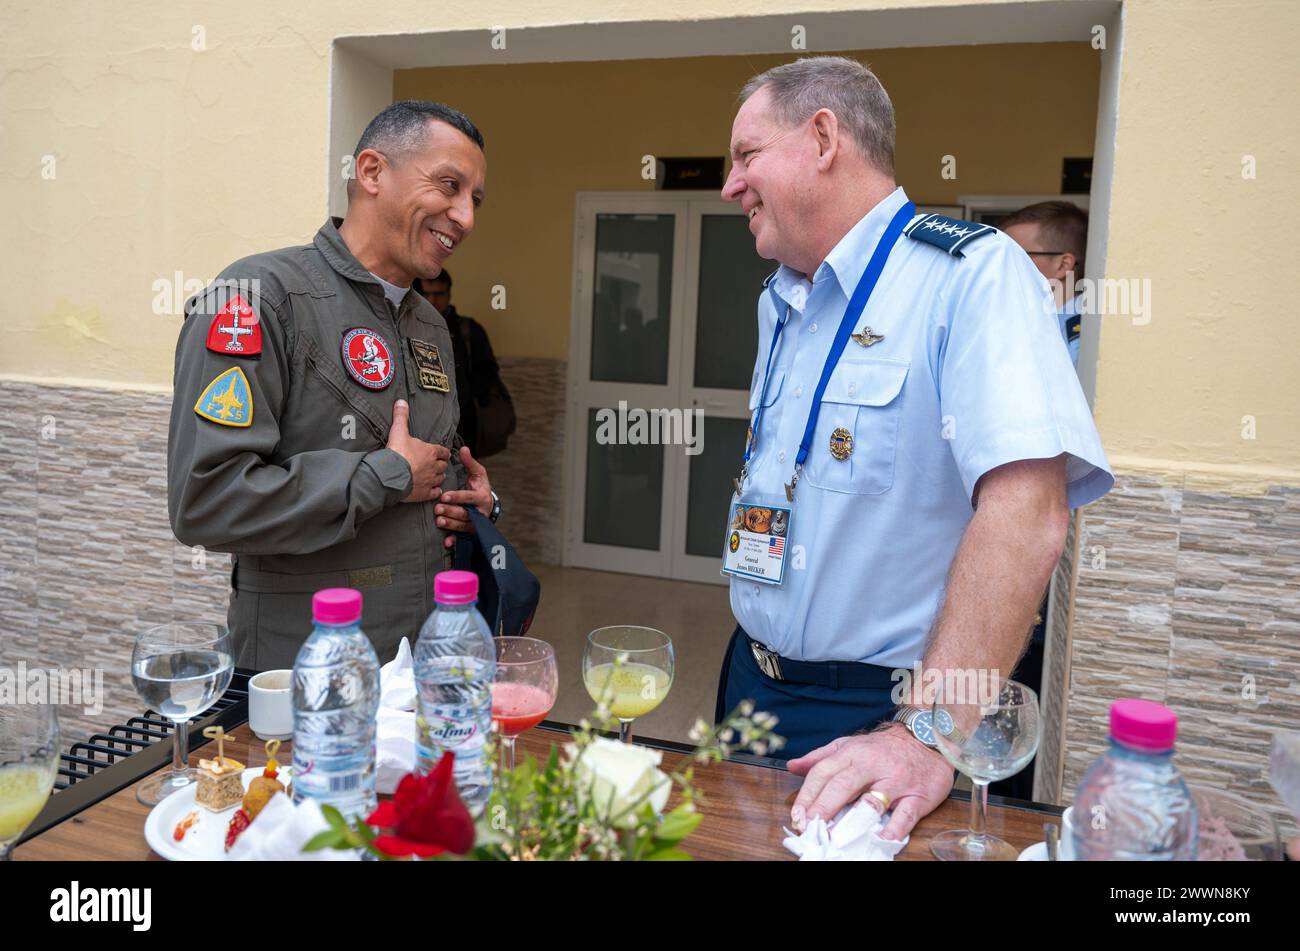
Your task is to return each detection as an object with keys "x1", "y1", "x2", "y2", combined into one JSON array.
[
  {"x1": 291, "y1": 588, "x2": 381, "y2": 823},
  {"x1": 414, "y1": 570, "x2": 496, "y2": 813},
  {"x1": 1072, "y1": 698, "x2": 1198, "y2": 860}
]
